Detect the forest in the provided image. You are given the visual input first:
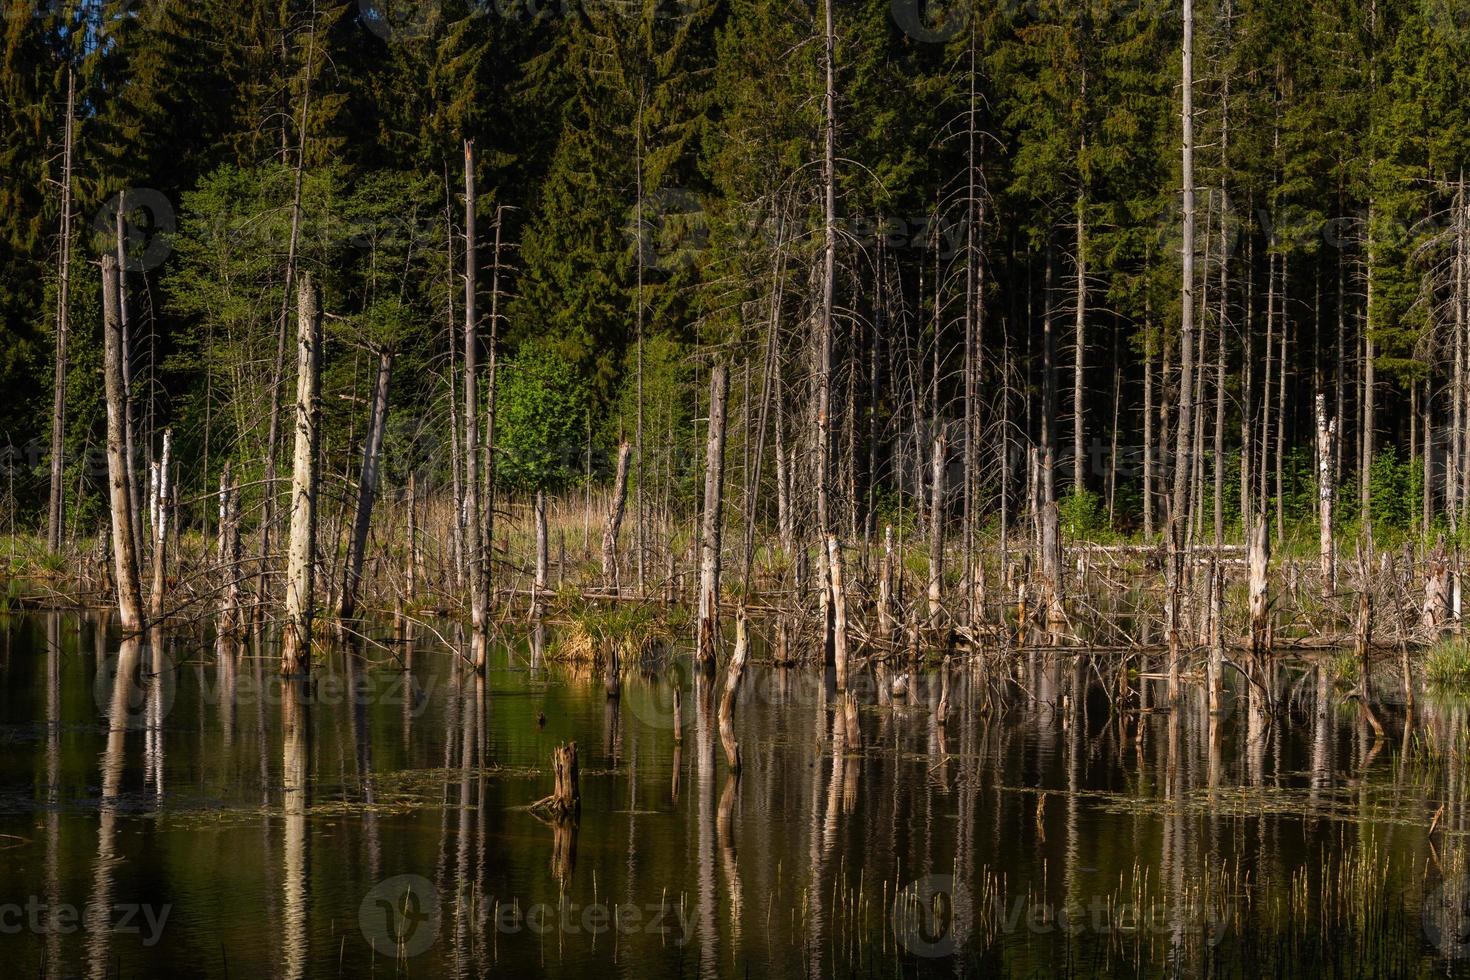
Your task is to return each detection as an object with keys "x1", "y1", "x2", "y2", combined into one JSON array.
[{"x1": 10, "y1": 3, "x2": 1470, "y2": 979}]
